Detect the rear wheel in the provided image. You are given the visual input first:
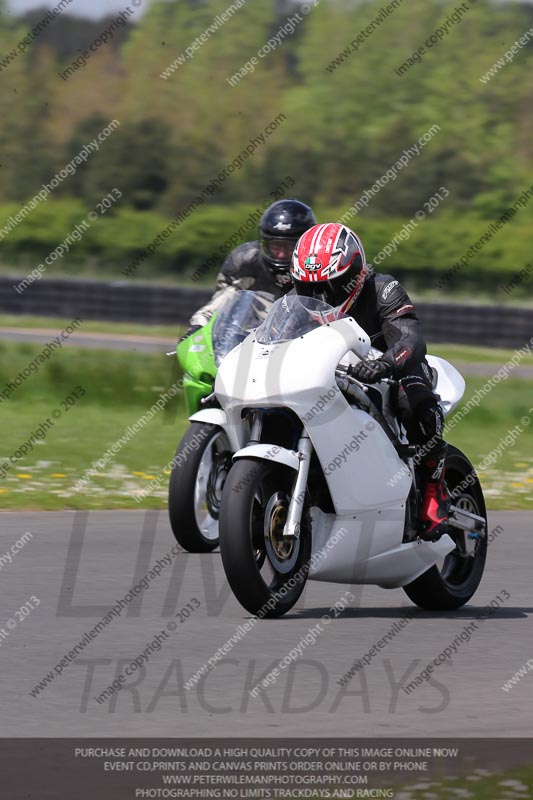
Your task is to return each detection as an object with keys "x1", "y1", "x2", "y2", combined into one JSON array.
[
  {"x1": 219, "y1": 458, "x2": 312, "y2": 618},
  {"x1": 168, "y1": 423, "x2": 231, "y2": 552},
  {"x1": 403, "y1": 445, "x2": 487, "y2": 610}
]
